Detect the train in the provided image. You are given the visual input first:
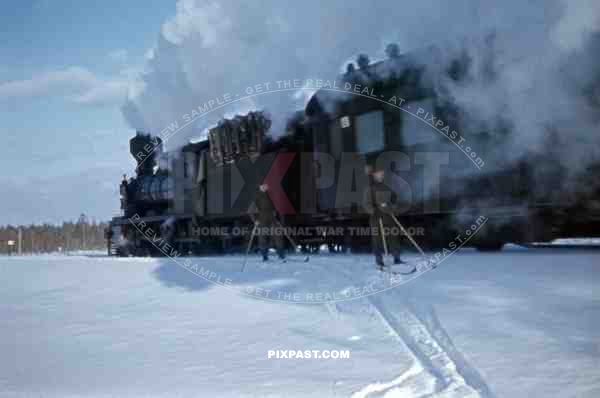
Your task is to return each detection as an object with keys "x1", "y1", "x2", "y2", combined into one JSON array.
[{"x1": 107, "y1": 47, "x2": 600, "y2": 256}]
